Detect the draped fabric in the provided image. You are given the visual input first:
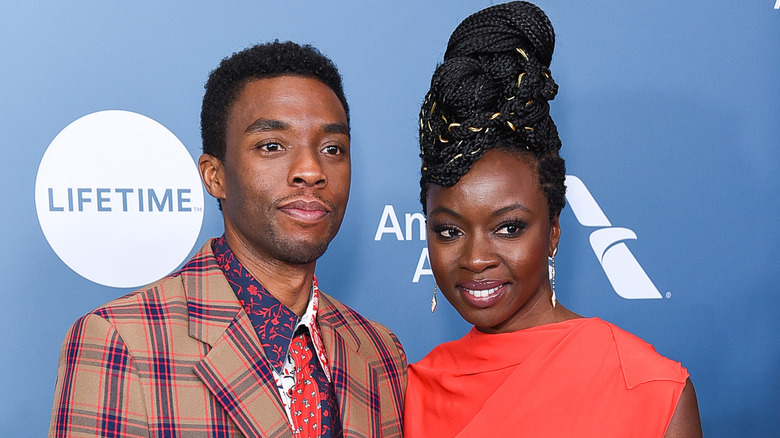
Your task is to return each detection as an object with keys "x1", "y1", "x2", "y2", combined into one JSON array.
[{"x1": 404, "y1": 318, "x2": 688, "y2": 438}]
